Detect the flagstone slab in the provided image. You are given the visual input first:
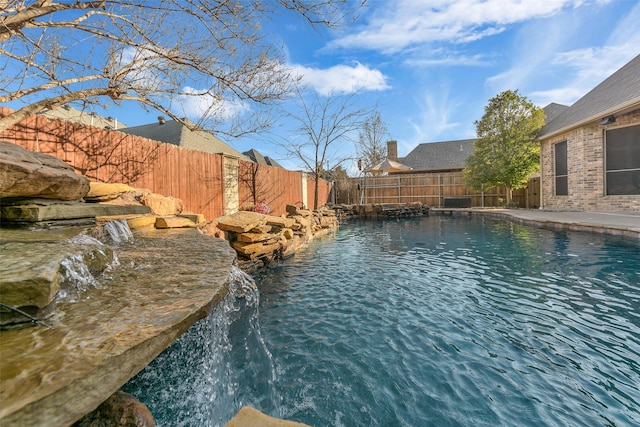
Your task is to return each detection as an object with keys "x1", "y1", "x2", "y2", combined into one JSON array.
[
  {"x1": 216, "y1": 211, "x2": 267, "y2": 233},
  {"x1": 0, "y1": 142, "x2": 89, "y2": 201},
  {"x1": 1, "y1": 203, "x2": 150, "y2": 223},
  {"x1": 155, "y1": 216, "x2": 197, "y2": 229}
]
